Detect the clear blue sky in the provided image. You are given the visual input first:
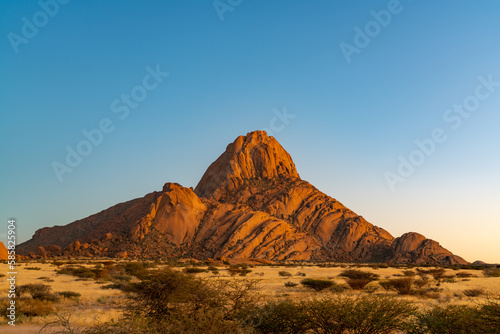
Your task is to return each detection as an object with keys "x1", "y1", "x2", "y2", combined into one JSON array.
[{"x1": 1, "y1": 0, "x2": 499, "y2": 263}]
